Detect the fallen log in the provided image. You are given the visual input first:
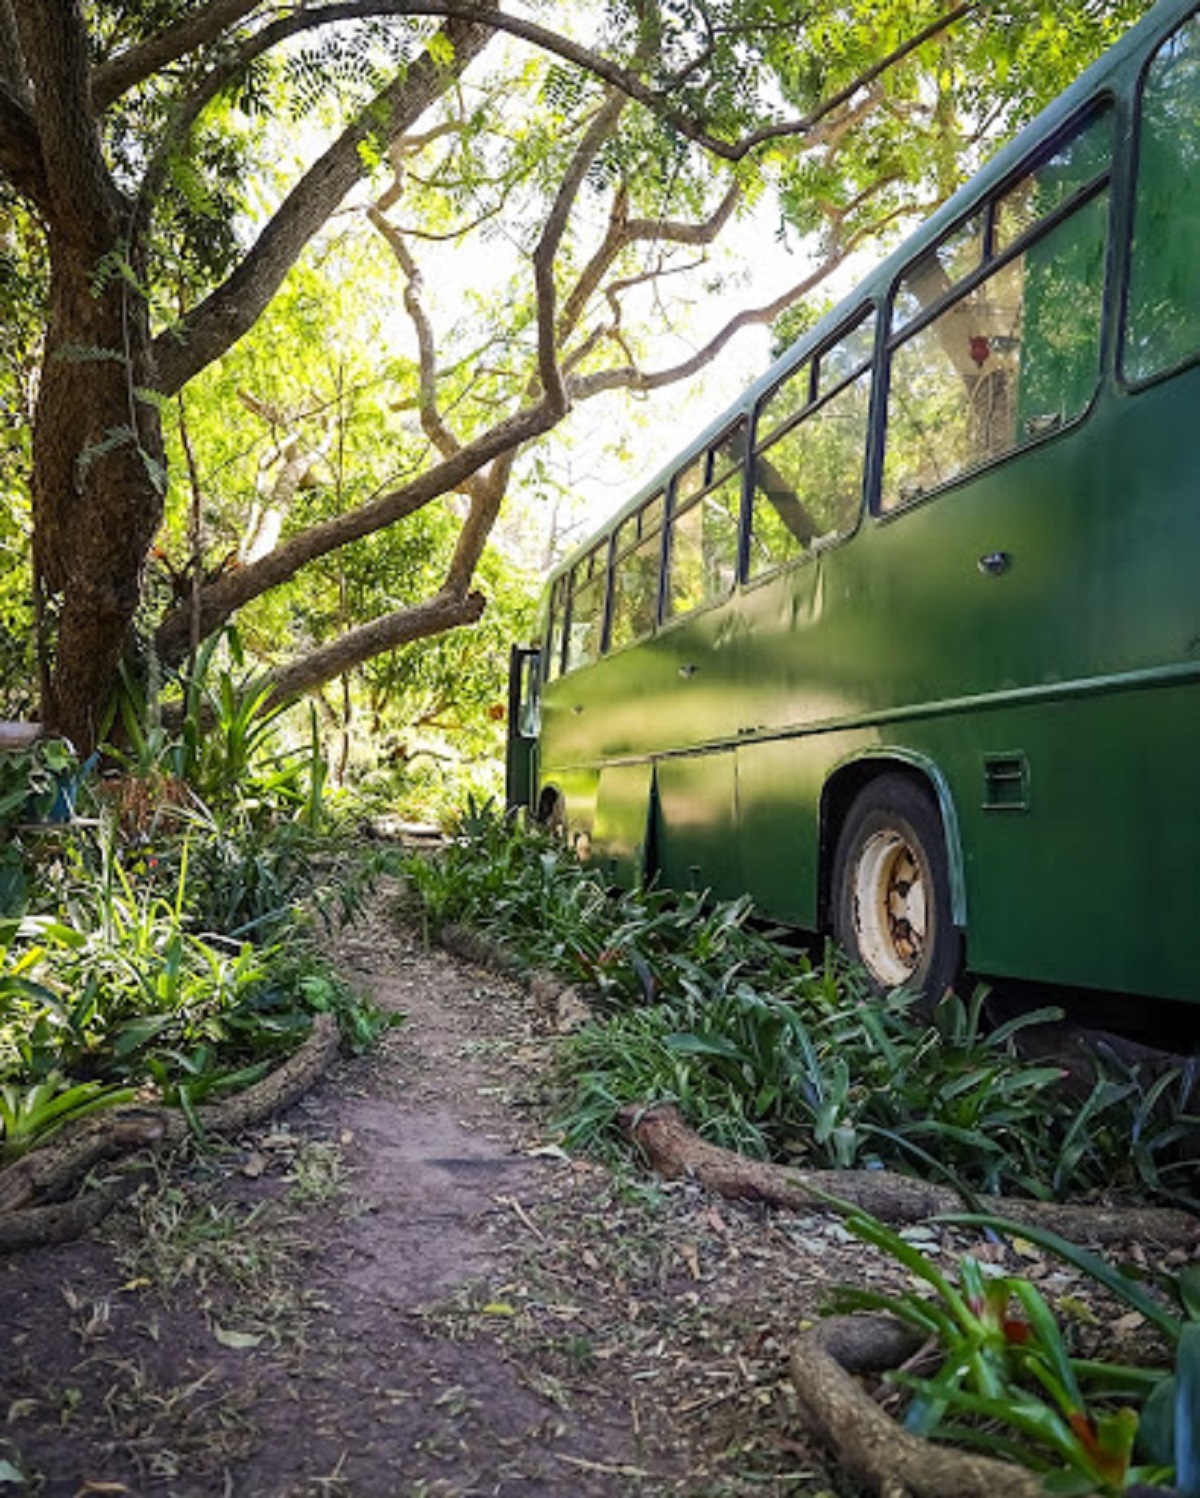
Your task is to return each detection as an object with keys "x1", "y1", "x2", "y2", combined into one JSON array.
[
  {"x1": 0, "y1": 1013, "x2": 340, "y2": 1251},
  {"x1": 619, "y1": 1102, "x2": 1199, "y2": 1246},
  {"x1": 790, "y1": 1314, "x2": 1049, "y2": 1498}
]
